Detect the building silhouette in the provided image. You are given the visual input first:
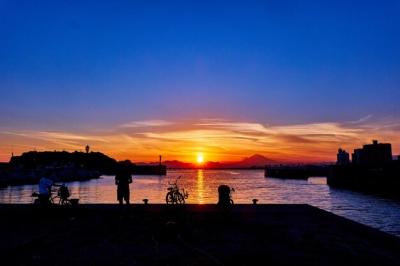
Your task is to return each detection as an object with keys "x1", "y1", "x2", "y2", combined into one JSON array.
[
  {"x1": 336, "y1": 148, "x2": 350, "y2": 165},
  {"x1": 329, "y1": 140, "x2": 399, "y2": 196},
  {"x1": 351, "y1": 140, "x2": 392, "y2": 165}
]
